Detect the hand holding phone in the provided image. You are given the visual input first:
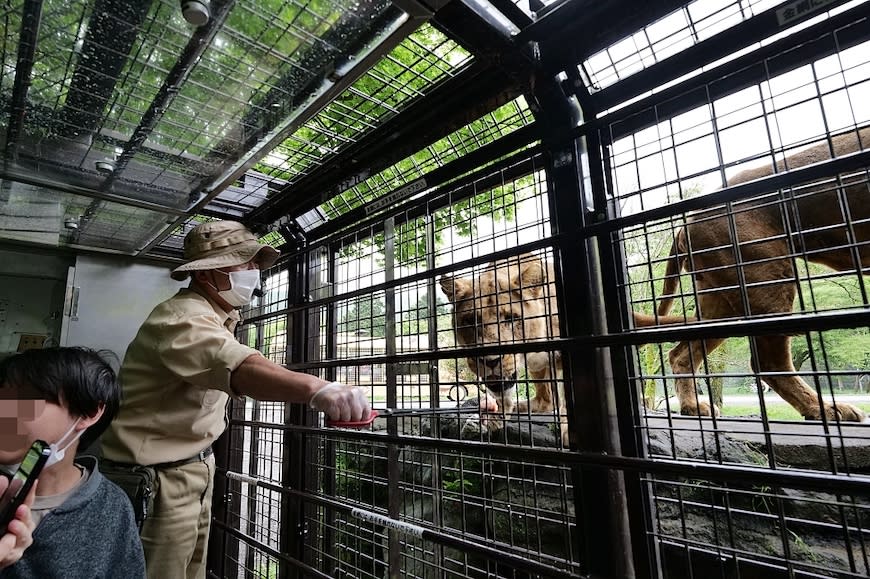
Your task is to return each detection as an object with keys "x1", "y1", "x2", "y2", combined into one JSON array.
[
  {"x1": 0, "y1": 475, "x2": 36, "y2": 570},
  {"x1": 0, "y1": 440, "x2": 50, "y2": 535}
]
